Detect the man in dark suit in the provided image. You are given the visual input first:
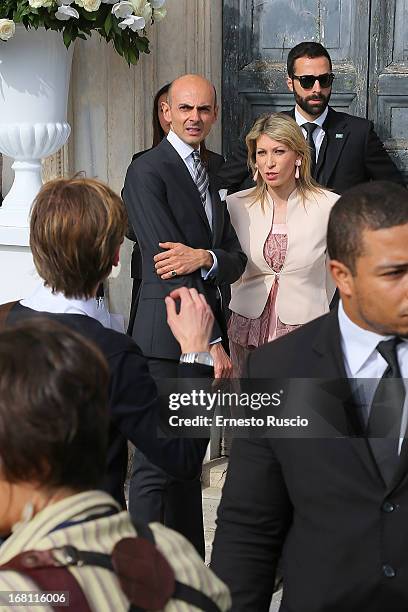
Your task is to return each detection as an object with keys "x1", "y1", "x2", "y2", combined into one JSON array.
[
  {"x1": 123, "y1": 74, "x2": 247, "y2": 556},
  {"x1": 217, "y1": 41, "x2": 405, "y2": 194},
  {"x1": 211, "y1": 181, "x2": 408, "y2": 611},
  {"x1": 123, "y1": 74, "x2": 246, "y2": 375},
  {"x1": 127, "y1": 140, "x2": 224, "y2": 333},
  {"x1": 0, "y1": 176, "x2": 215, "y2": 511}
]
